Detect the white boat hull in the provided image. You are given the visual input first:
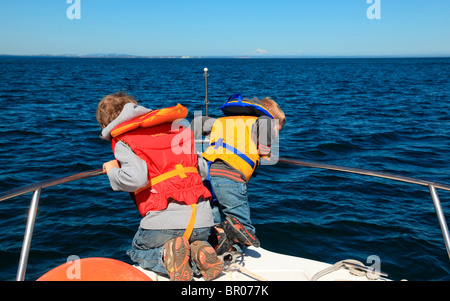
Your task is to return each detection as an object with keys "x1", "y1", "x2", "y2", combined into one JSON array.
[{"x1": 135, "y1": 246, "x2": 390, "y2": 281}]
